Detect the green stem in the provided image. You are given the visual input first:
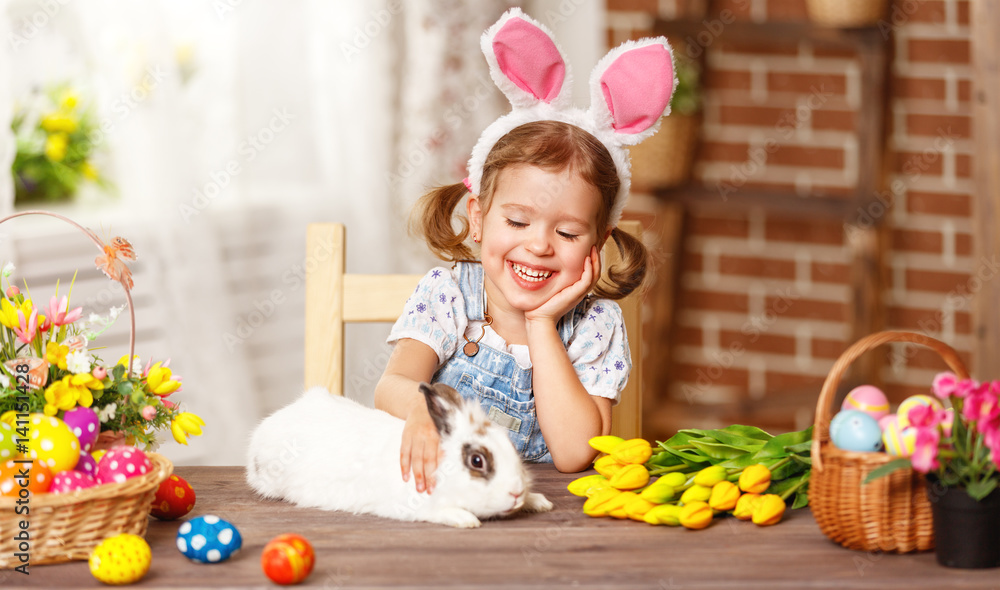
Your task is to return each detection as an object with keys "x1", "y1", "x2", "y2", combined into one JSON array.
[
  {"x1": 646, "y1": 463, "x2": 690, "y2": 476},
  {"x1": 778, "y1": 472, "x2": 810, "y2": 502}
]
